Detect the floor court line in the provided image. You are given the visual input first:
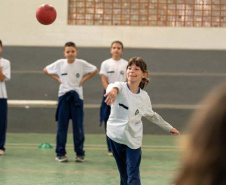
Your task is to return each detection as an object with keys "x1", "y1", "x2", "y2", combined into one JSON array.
[
  {"x1": 5, "y1": 146, "x2": 180, "y2": 151},
  {"x1": 6, "y1": 143, "x2": 180, "y2": 148},
  {"x1": 0, "y1": 170, "x2": 176, "y2": 175}
]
